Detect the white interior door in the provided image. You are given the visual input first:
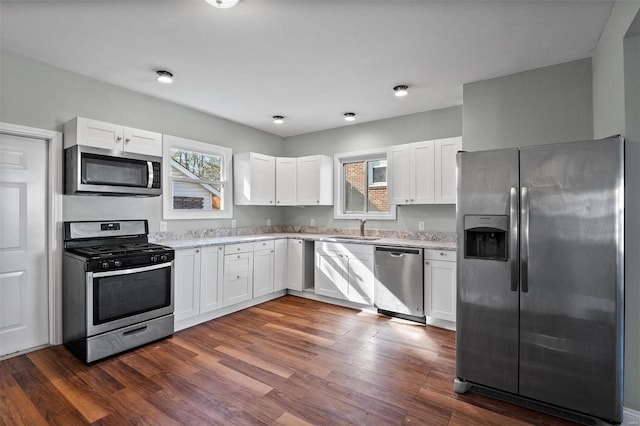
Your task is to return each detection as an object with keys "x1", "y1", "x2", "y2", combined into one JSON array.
[{"x1": 0, "y1": 133, "x2": 48, "y2": 357}]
